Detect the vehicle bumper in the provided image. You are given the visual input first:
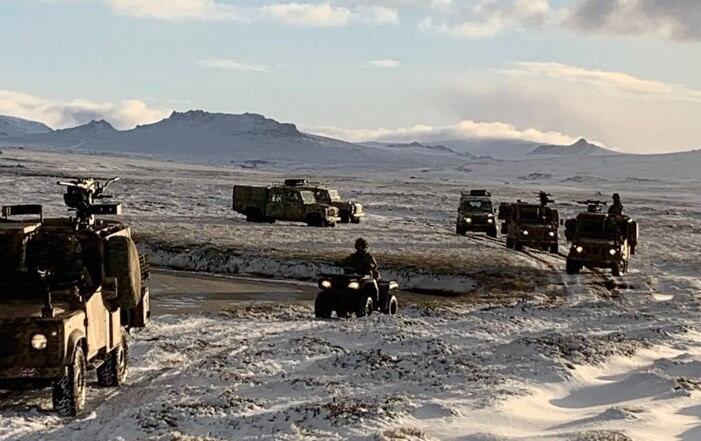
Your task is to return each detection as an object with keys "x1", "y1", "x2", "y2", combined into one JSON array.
[
  {"x1": 0, "y1": 366, "x2": 65, "y2": 381},
  {"x1": 567, "y1": 255, "x2": 618, "y2": 268}
]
